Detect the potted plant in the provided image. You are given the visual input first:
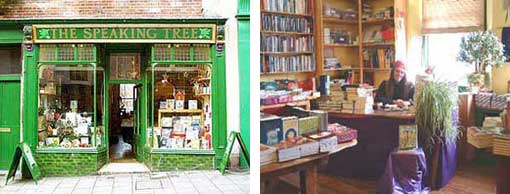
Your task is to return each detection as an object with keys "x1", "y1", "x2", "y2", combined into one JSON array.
[
  {"x1": 458, "y1": 31, "x2": 506, "y2": 91},
  {"x1": 415, "y1": 81, "x2": 460, "y2": 190}
]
